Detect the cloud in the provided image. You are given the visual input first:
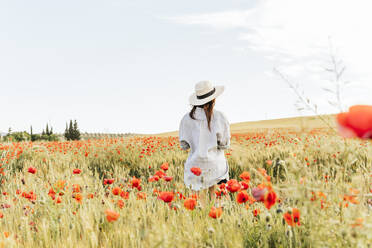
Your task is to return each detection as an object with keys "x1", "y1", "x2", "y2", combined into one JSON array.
[
  {"x1": 165, "y1": 9, "x2": 256, "y2": 29},
  {"x1": 166, "y1": 0, "x2": 372, "y2": 106}
]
